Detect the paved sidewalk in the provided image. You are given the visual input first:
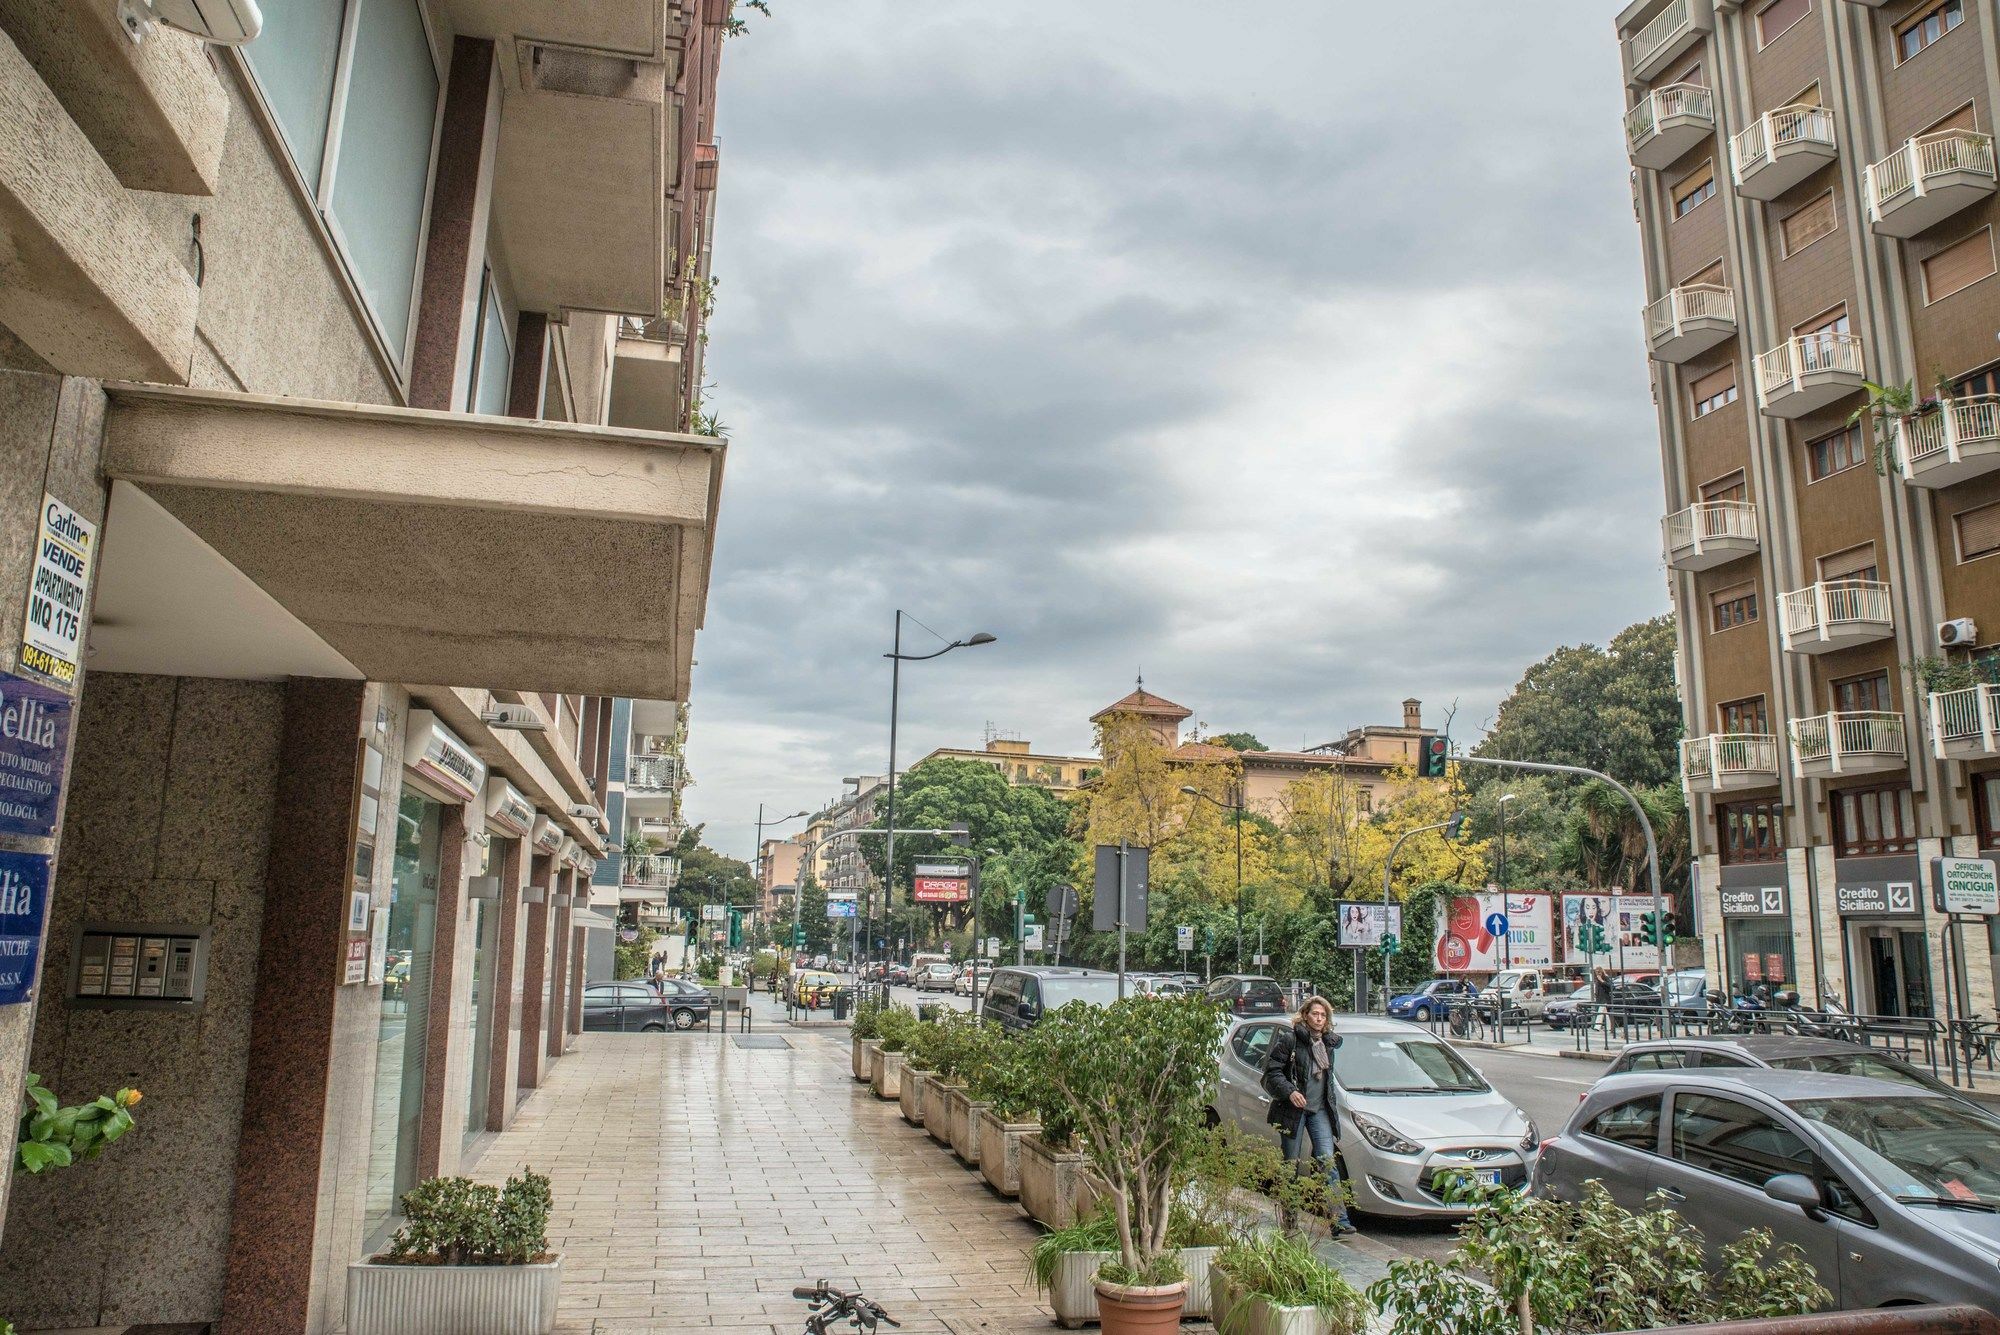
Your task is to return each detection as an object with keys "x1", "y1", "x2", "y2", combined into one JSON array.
[{"x1": 469, "y1": 1029, "x2": 1047, "y2": 1335}]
